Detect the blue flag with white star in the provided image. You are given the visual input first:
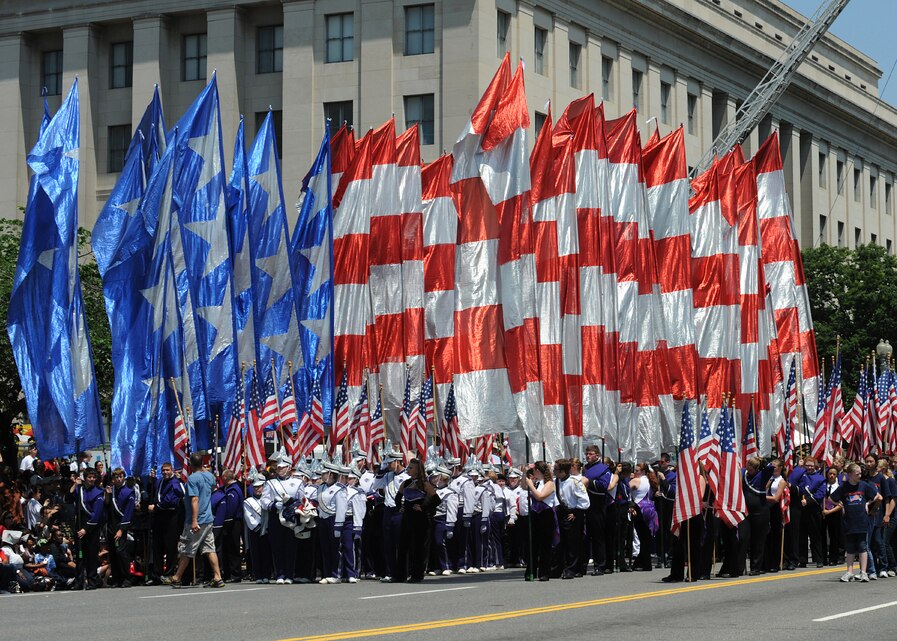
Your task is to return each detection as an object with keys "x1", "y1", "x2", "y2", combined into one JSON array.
[
  {"x1": 291, "y1": 125, "x2": 334, "y2": 424},
  {"x1": 247, "y1": 111, "x2": 302, "y2": 413},
  {"x1": 168, "y1": 76, "x2": 236, "y2": 448},
  {"x1": 7, "y1": 79, "x2": 104, "y2": 459},
  {"x1": 126, "y1": 85, "x2": 166, "y2": 178}
]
